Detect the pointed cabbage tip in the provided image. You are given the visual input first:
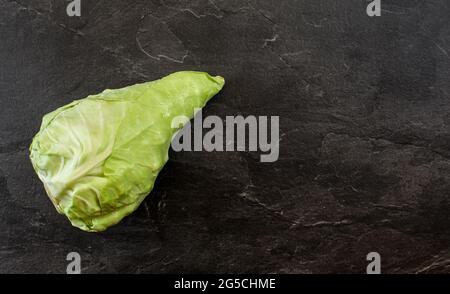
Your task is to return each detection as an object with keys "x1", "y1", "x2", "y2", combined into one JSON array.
[
  {"x1": 208, "y1": 73, "x2": 225, "y2": 87},
  {"x1": 213, "y1": 75, "x2": 225, "y2": 87},
  {"x1": 167, "y1": 70, "x2": 225, "y2": 88}
]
